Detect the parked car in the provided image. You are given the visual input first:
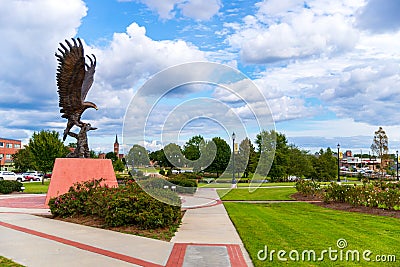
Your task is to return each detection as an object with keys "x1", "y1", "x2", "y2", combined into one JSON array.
[
  {"x1": 15, "y1": 173, "x2": 27, "y2": 182},
  {"x1": 0, "y1": 171, "x2": 17, "y2": 181},
  {"x1": 22, "y1": 171, "x2": 43, "y2": 182}
]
